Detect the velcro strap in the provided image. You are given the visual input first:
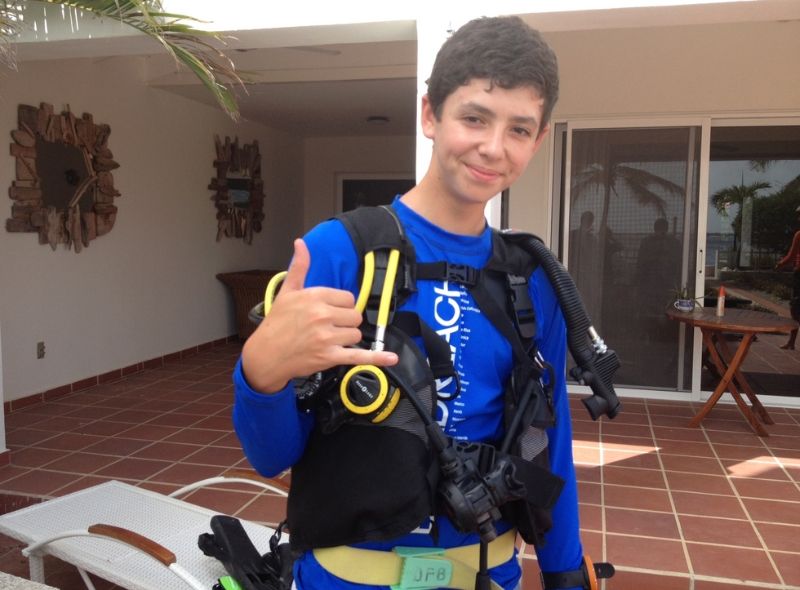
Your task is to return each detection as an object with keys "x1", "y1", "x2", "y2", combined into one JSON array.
[
  {"x1": 312, "y1": 528, "x2": 515, "y2": 590},
  {"x1": 508, "y1": 455, "x2": 564, "y2": 511}
]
